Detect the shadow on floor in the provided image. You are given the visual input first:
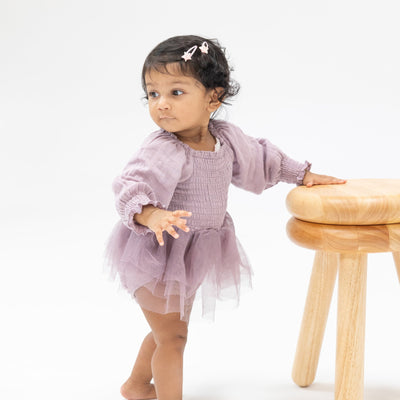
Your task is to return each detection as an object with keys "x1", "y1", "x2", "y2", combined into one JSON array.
[{"x1": 184, "y1": 381, "x2": 399, "y2": 400}]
